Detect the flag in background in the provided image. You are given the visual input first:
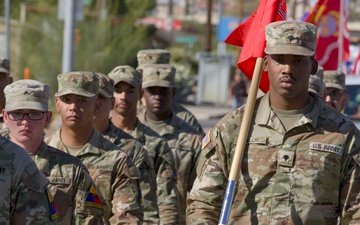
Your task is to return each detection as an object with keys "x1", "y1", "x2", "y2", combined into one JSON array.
[
  {"x1": 304, "y1": 0, "x2": 350, "y2": 70},
  {"x1": 224, "y1": 0, "x2": 286, "y2": 93},
  {"x1": 352, "y1": 49, "x2": 360, "y2": 74}
]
